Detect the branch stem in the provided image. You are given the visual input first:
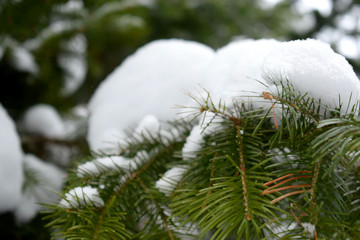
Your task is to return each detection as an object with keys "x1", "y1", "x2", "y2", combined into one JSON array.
[
  {"x1": 92, "y1": 144, "x2": 175, "y2": 240},
  {"x1": 236, "y1": 125, "x2": 251, "y2": 221},
  {"x1": 137, "y1": 178, "x2": 175, "y2": 240}
]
